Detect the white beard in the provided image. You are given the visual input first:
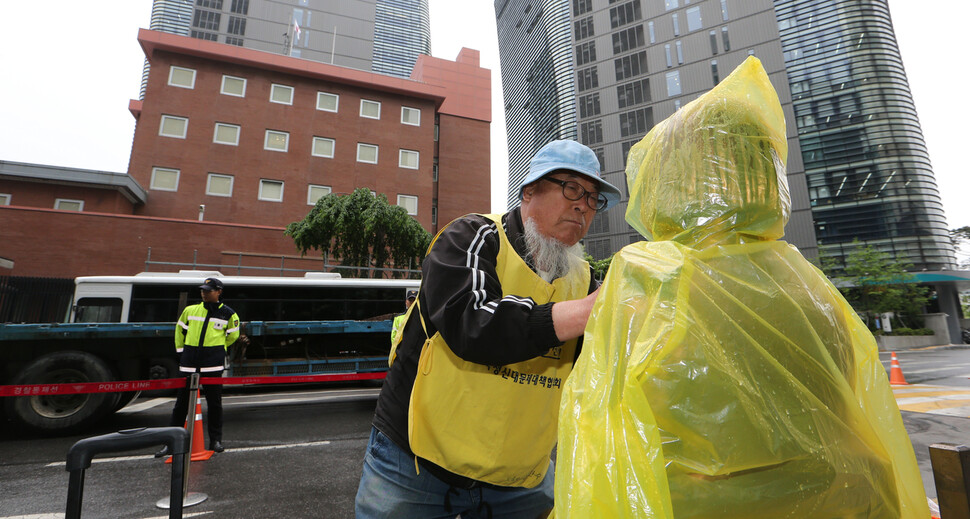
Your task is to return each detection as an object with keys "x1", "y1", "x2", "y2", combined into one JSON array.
[{"x1": 523, "y1": 217, "x2": 585, "y2": 282}]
